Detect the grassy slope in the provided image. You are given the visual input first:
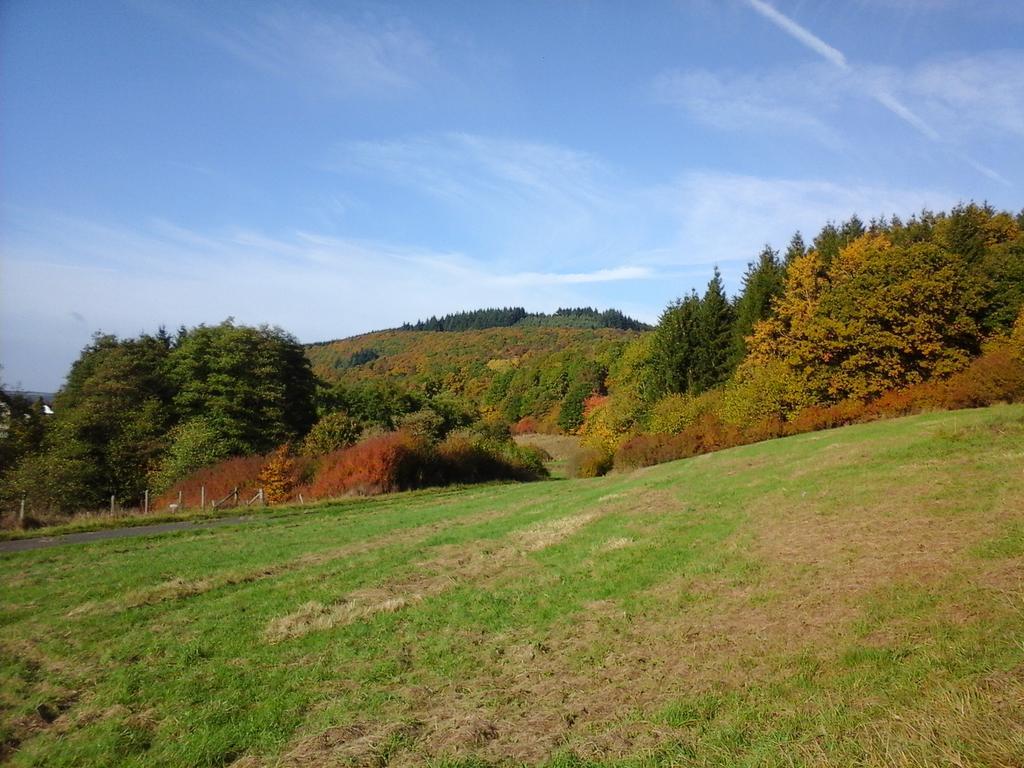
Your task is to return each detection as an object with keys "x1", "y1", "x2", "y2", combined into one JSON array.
[{"x1": 2, "y1": 405, "x2": 1023, "y2": 767}]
